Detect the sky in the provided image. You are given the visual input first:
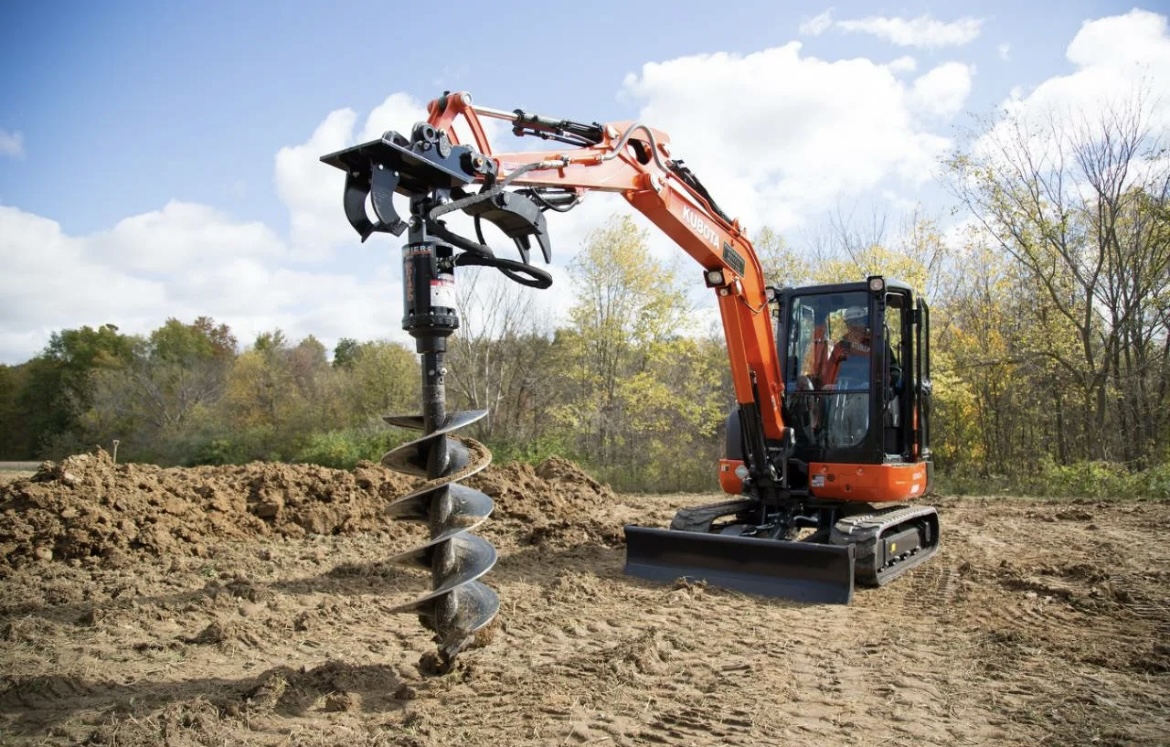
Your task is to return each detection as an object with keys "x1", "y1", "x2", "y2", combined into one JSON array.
[{"x1": 1, "y1": 1, "x2": 1168, "y2": 365}]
